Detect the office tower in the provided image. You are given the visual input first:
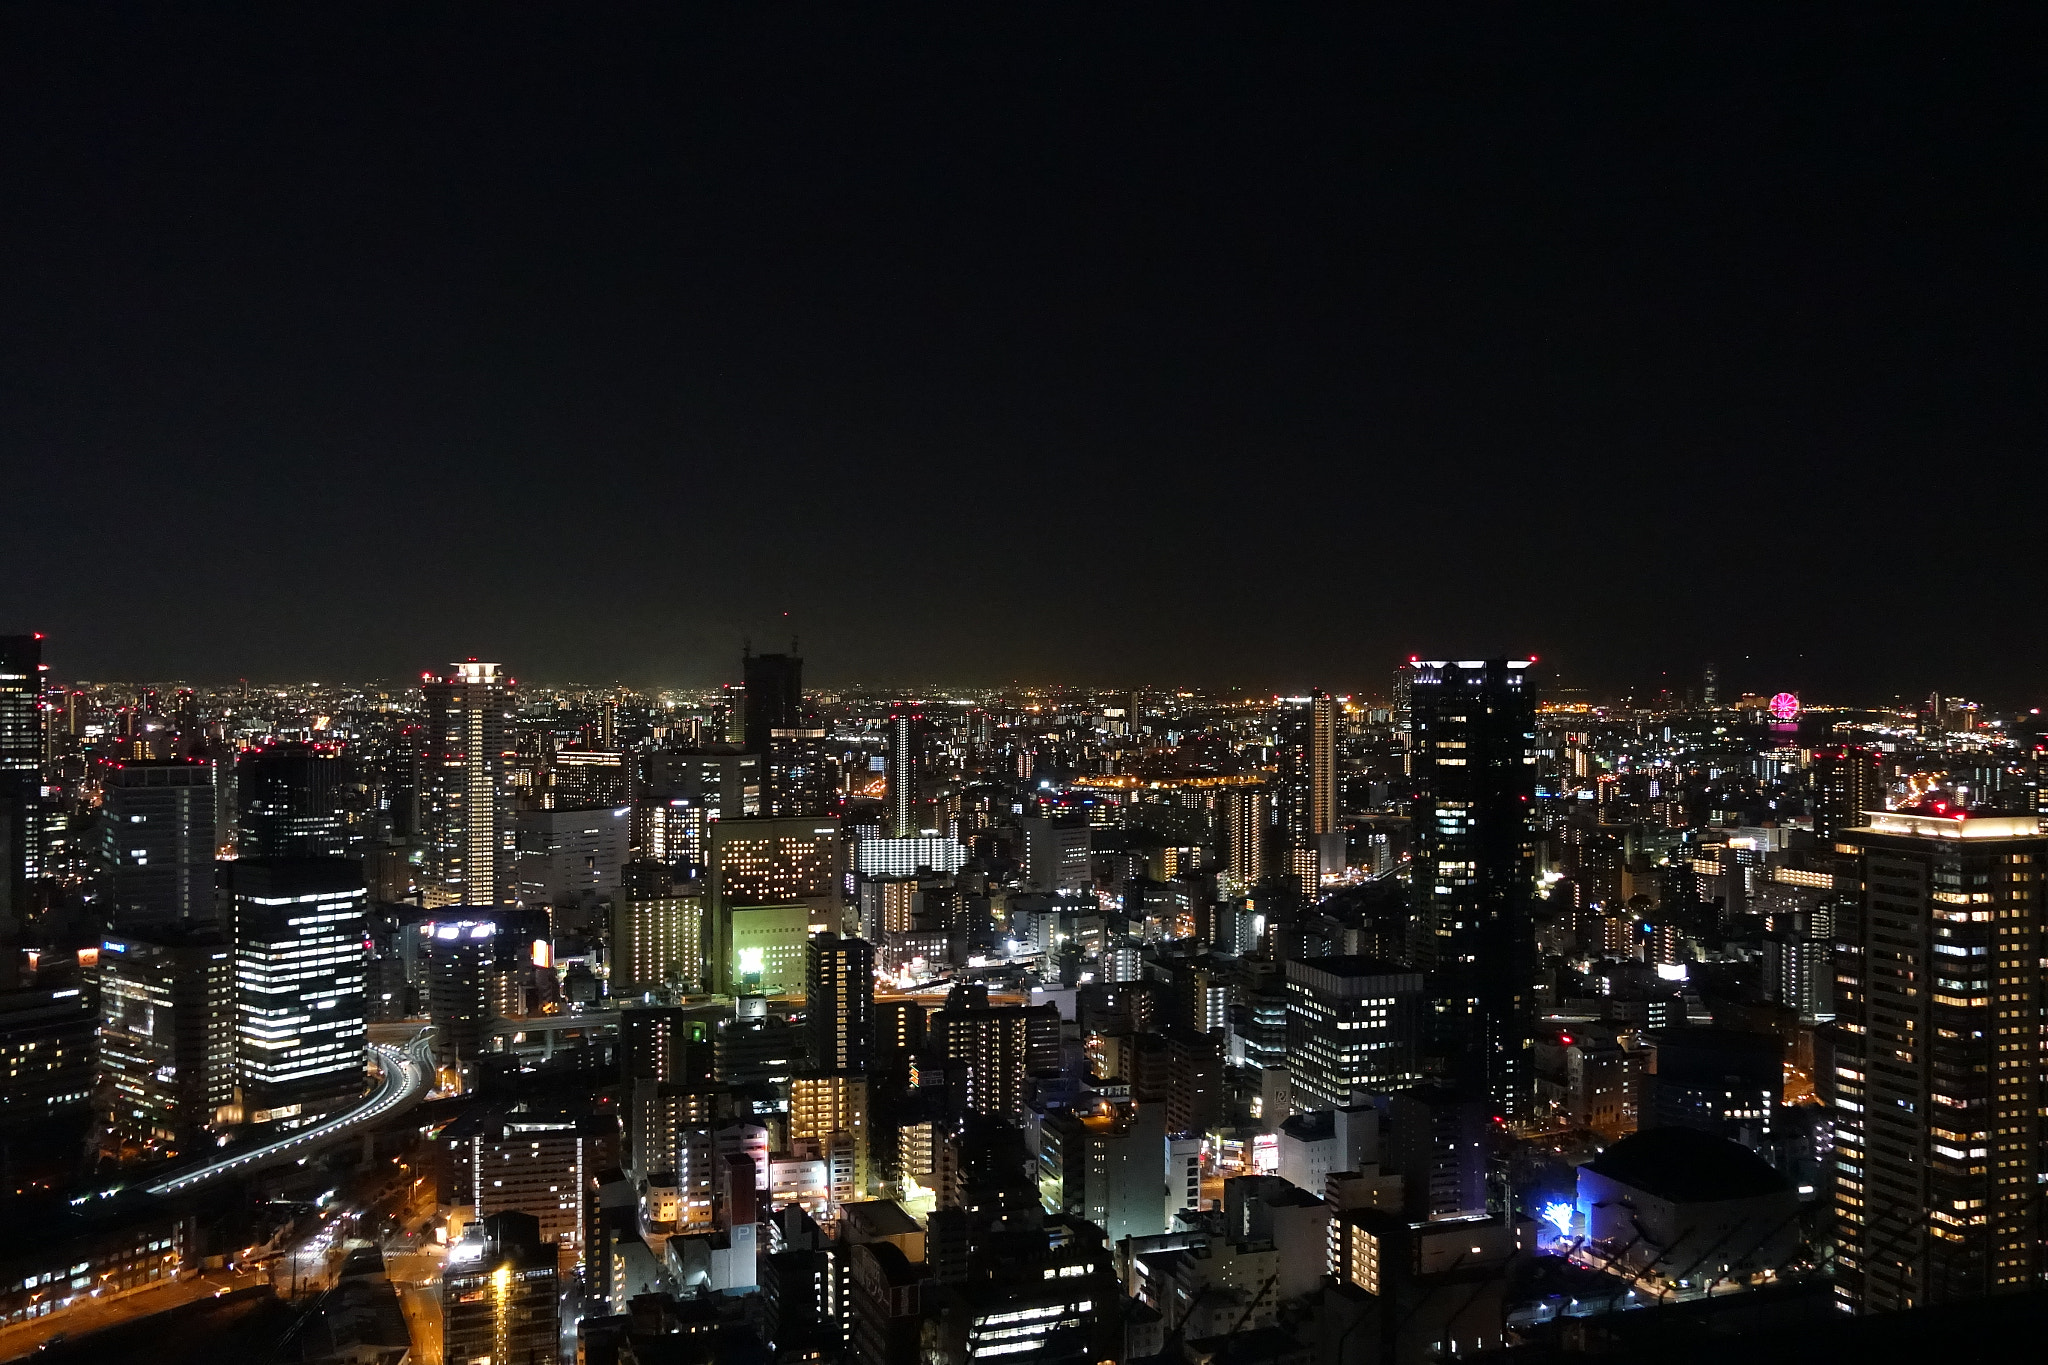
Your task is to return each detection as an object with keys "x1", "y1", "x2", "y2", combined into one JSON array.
[
  {"x1": 0, "y1": 980, "x2": 97, "y2": 1134},
  {"x1": 513, "y1": 805, "x2": 629, "y2": 907},
  {"x1": 448, "y1": 1108, "x2": 594, "y2": 1263},
  {"x1": 96, "y1": 927, "x2": 234, "y2": 1161},
  {"x1": 421, "y1": 661, "x2": 515, "y2": 908},
  {"x1": 639, "y1": 748, "x2": 762, "y2": 868},
  {"x1": 95, "y1": 759, "x2": 218, "y2": 930},
  {"x1": 442, "y1": 1212, "x2": 560, "y2": 1365},
  {"x1": 744, "y1": 649, "x2": 827, "y2": 817},
  {"x1": 229, "y1": 858, "x2": 368, "y2": 1128},
  {"x1": 610, "y1": 889, "x2": 707, "y2": 995},
  {"x1": 806, "y1": 931, "x2": 875, "y2": 1075},
  {"x1": 1219, "y1": 784, "x2": 1268, "y2": 889},
  {"x1": 546, "y1": 748, "x2": 628, "y2": 808},
  {"x1": 1164, "y1": 1025, "x2": 1225, "y2": 1134},
  {"x1": 708, "y1": 816, "x2": 844, "y2": 995},
  {"x1": 235, "y1": 741, "x2": 351, "y2": 859},
  {"x1": 1019, "y1": 816, "x2": 1090, "y2": 893},
  {"x1": 715, "y1": 1005, "x2": 804, "y2": 1089},
  {"x1": 0, "y1": 635, "x2": 40, "y2": 958},
  {"x1": 853, "y1": 834, "x2": 969, "y2": 878},
  {"x1": 791, "y1": 1071, "x2": 871, "y2": 1206},
  {"x1": 925, "y1": 1000, "x2": 1061, "y2": 1122},
  {"x1": 1829, "y1": 805, "x2": 2047, "y2": 1312},
  {"x1": 1283, "y1": 955, "x2": 1426, "y2": 1112},
  {"x1": 1409, "y1": 658, "x2": 1538, "y2": 1118},
  {"x1": 884, "y1": 706, "x2": 923, "y2": 838},
  {"x1": 422, "y1": 917, "x2": 500, "y2": 1069},
  {"x1": 1812, "y1": 744, "x2": 1886, "y2": 841}
]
